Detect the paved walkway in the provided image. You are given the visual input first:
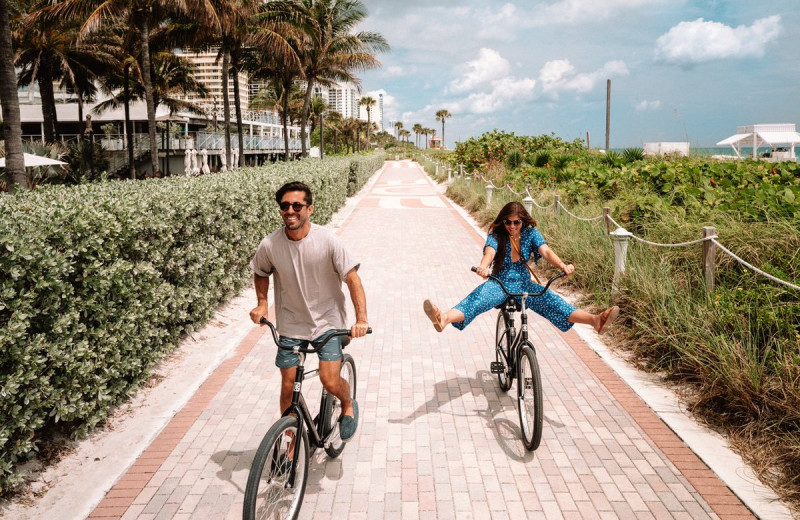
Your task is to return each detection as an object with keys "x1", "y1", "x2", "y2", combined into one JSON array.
[{"x1": 6, "y1": 161, "x2": 792, "y2": 519}]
